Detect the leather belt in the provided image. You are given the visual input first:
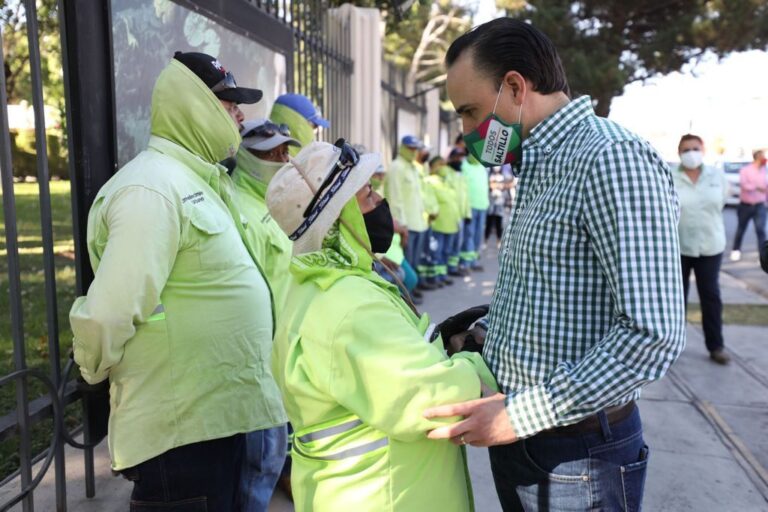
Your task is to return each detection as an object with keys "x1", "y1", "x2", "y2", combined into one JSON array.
[{"x1": 537, "y1": 401, "x2": 636, "y2": 438}]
